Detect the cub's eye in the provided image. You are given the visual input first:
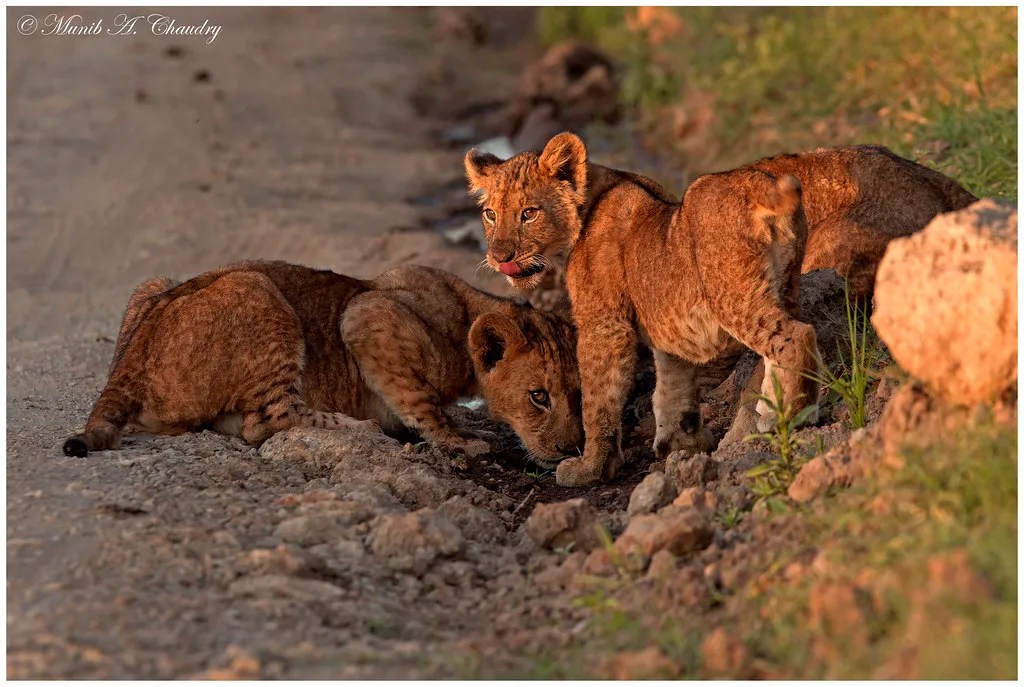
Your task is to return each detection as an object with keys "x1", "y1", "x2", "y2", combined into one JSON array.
[
  {"x1": 529, "y1": 389, "x2": 550, "y2": 408},
  {"x1": 521, "y1": 207, "x2": 539, "y2": 222},
  {"x1": 483, "y1": 209, "x2": 497, "y2": 224}
]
